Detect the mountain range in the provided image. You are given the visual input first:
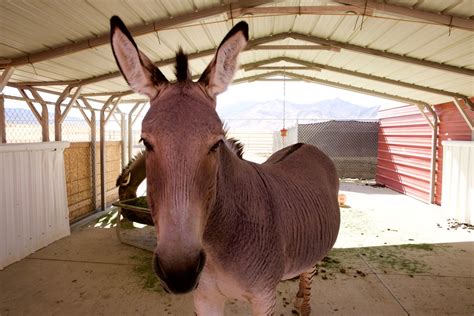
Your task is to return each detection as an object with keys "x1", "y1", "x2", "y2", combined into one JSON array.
[
  {"x1": 217, "y1": 98, "x2": 379, "y2": 131},
  {"x1": 5, "y1": 98, "x2": 380, "y2": 132}
]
